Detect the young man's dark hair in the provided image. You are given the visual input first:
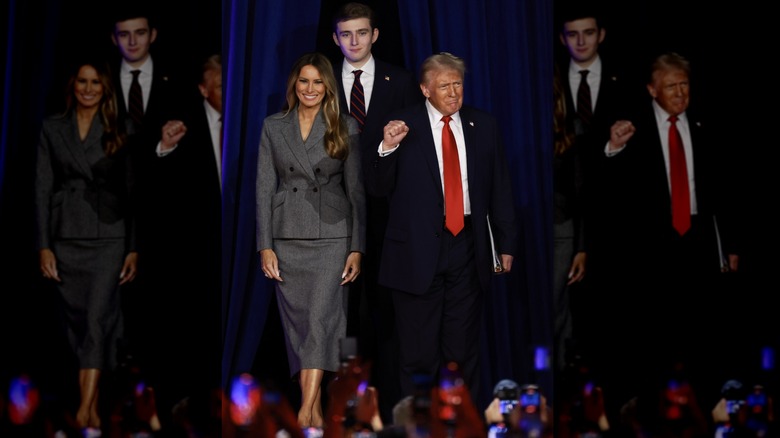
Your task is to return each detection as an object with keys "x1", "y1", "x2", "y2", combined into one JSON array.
[{"x1": 332, "y1": 2, "x2": 376, "y2": 32}]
